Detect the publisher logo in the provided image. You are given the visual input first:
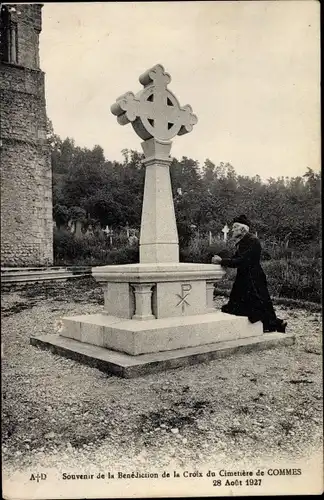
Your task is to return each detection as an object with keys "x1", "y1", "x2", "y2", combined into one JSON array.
[{"x1": 29, "y1": 473, "x2": 47, "y2": 483}]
